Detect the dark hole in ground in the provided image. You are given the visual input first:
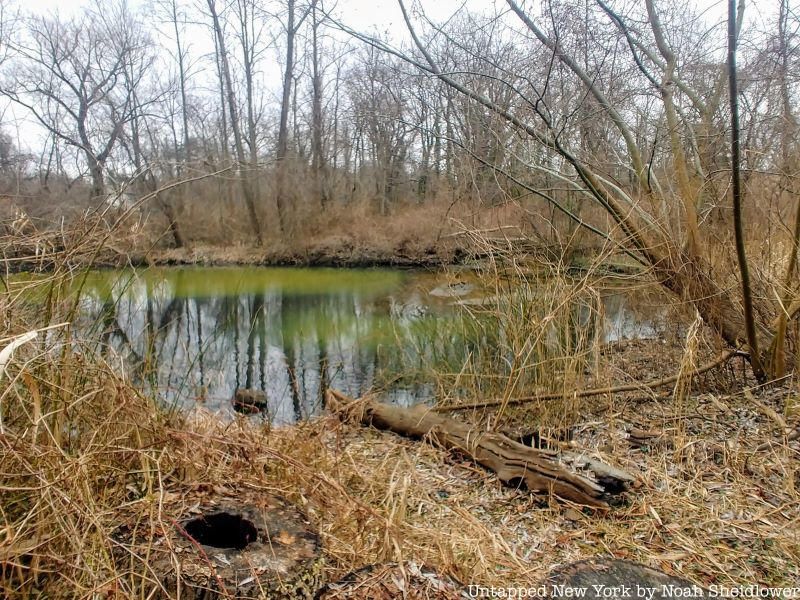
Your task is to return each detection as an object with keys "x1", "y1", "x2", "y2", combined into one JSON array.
[
  {"x1": 506, "y1": 476, "x2": 527, "y2": 491},
  {"x1": 516, "y1": 428, "x2": 574, "y2": 449},
  {"x1": 183, "y1": 512, "x2": 258, "y2": 549}
]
